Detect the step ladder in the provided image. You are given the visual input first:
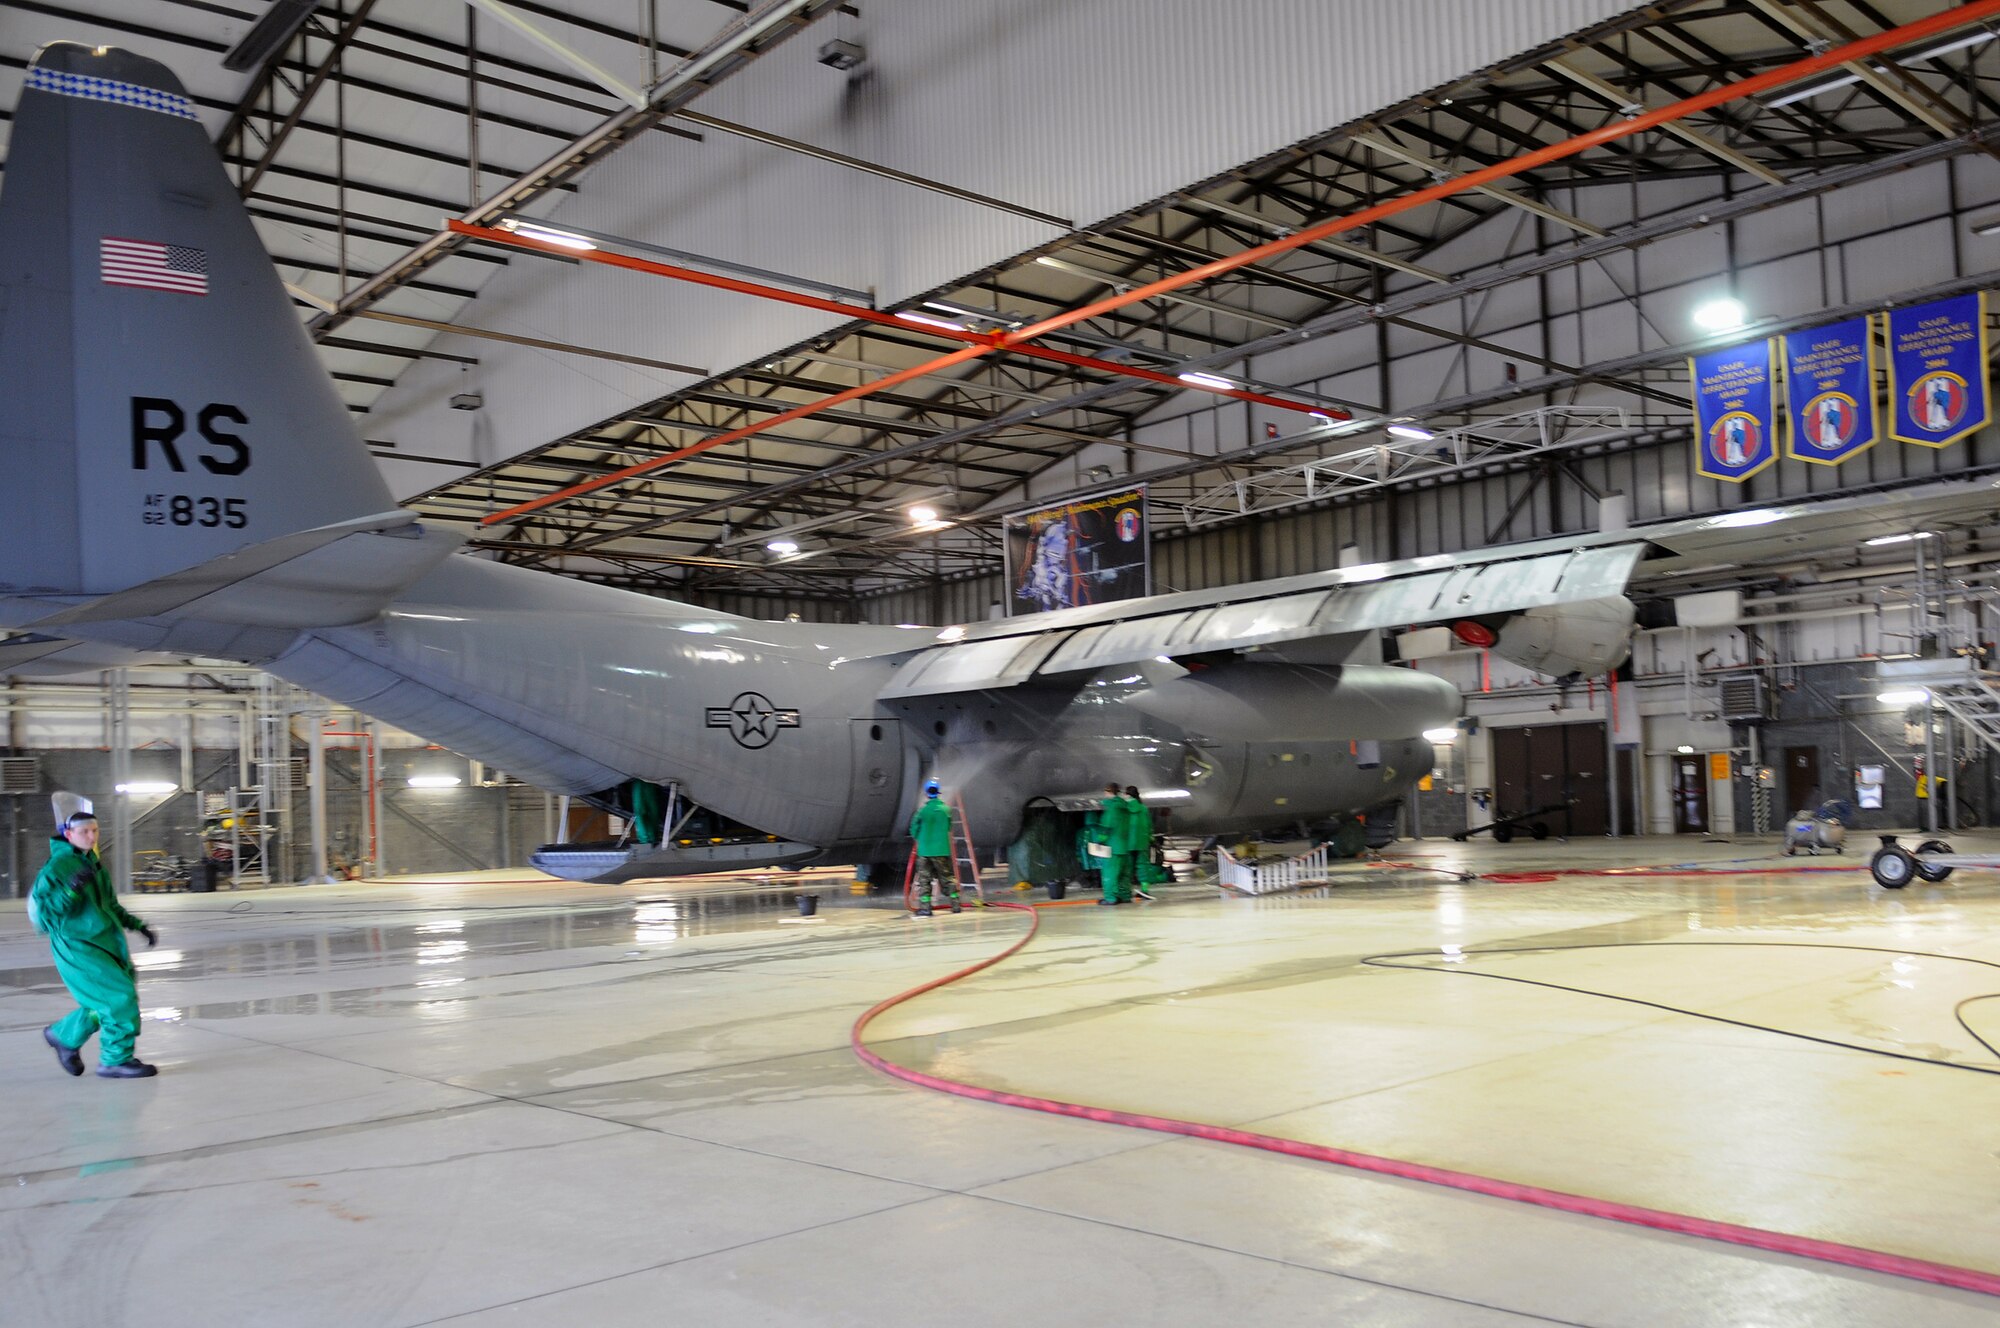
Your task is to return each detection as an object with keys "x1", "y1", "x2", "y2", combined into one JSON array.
[{"x1": 903, "y1": 791, "x2": 985, "y2": 912}]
